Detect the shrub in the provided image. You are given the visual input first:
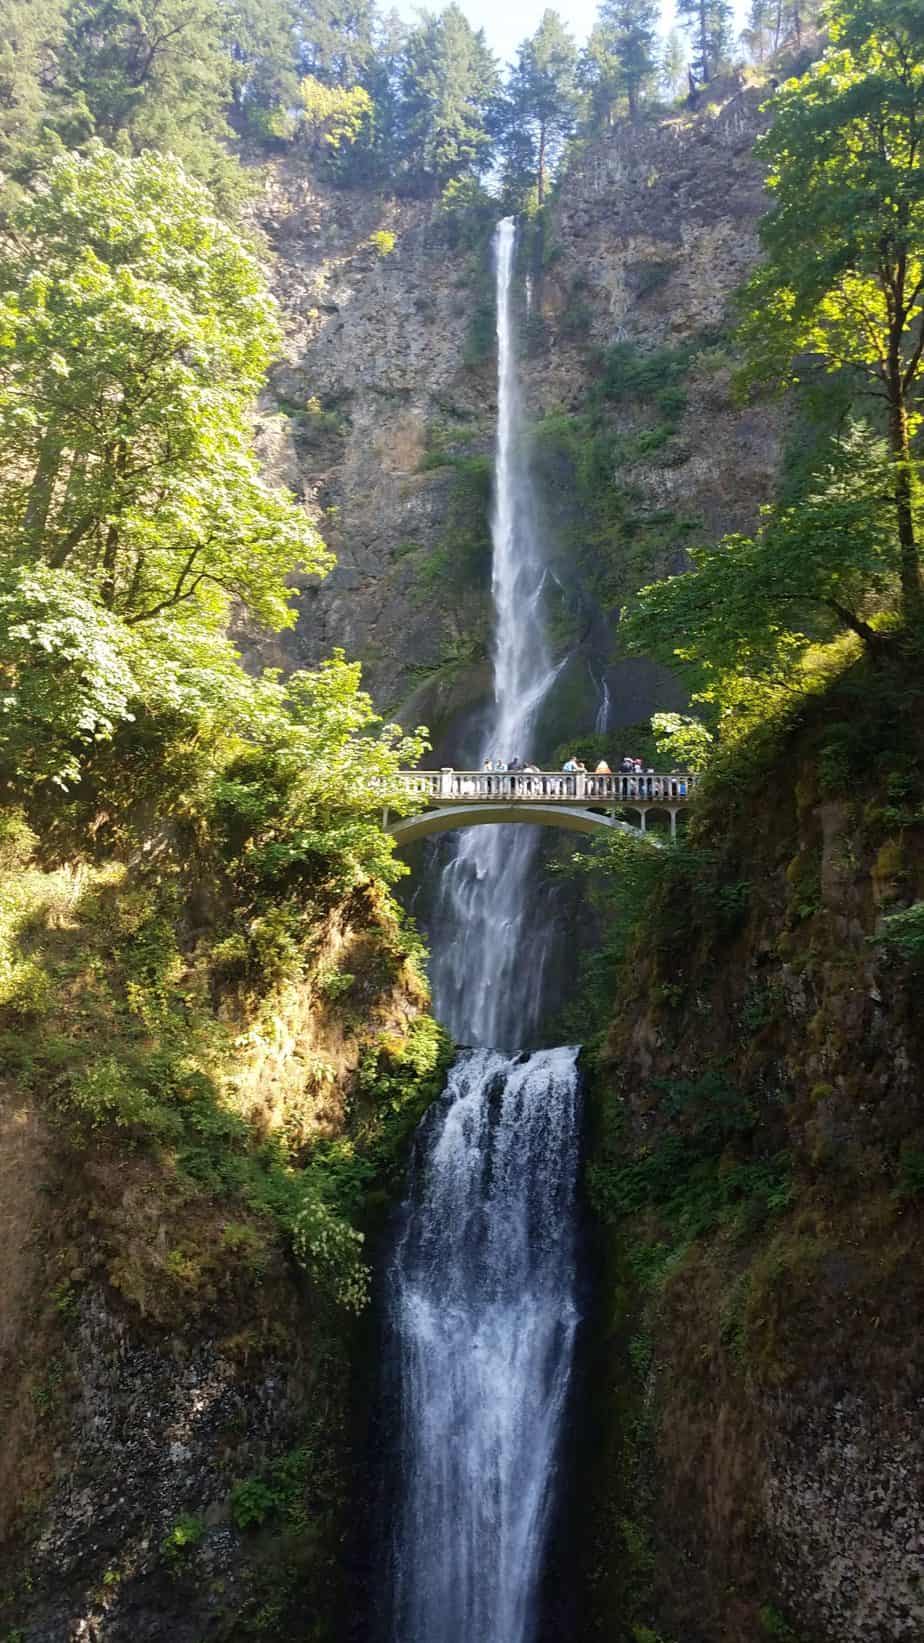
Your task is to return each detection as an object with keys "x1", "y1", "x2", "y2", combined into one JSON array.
[
  {"x1": 161, "y1": 1514, "x2": 204, "y2": 1564},
  {"x1": 231, "y1": 1477, "x2": 279, "y2": 1530},
  {"x1": 875, "y1": 901, "x2": 924, "y2": 964},
  {"x1": 293, "y1": 1184, "x2": 370, "y2": 1313},
  {"x1": 369, "y1": 229, "x2": 396, "y2": 257}
]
